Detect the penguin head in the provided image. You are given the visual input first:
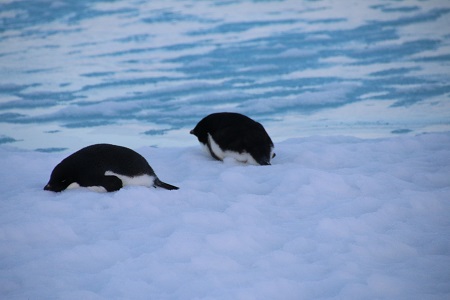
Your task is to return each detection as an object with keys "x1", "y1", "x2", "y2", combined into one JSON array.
[
  {"x1": 244, "y1": 131, "x2": 275, "y2": 166},
  {"x1": 190, "y1": 126, "x2": 208, "y2": 145},
  {"x1": 191, "y1": 113, "x2": 229, "y2": 145},
  {"x1": 44, "y1": 163, "x2": 75, "y2": 192},
  {"x1": 249, "y1": 146, "x2": 274, "y2": 166}
]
